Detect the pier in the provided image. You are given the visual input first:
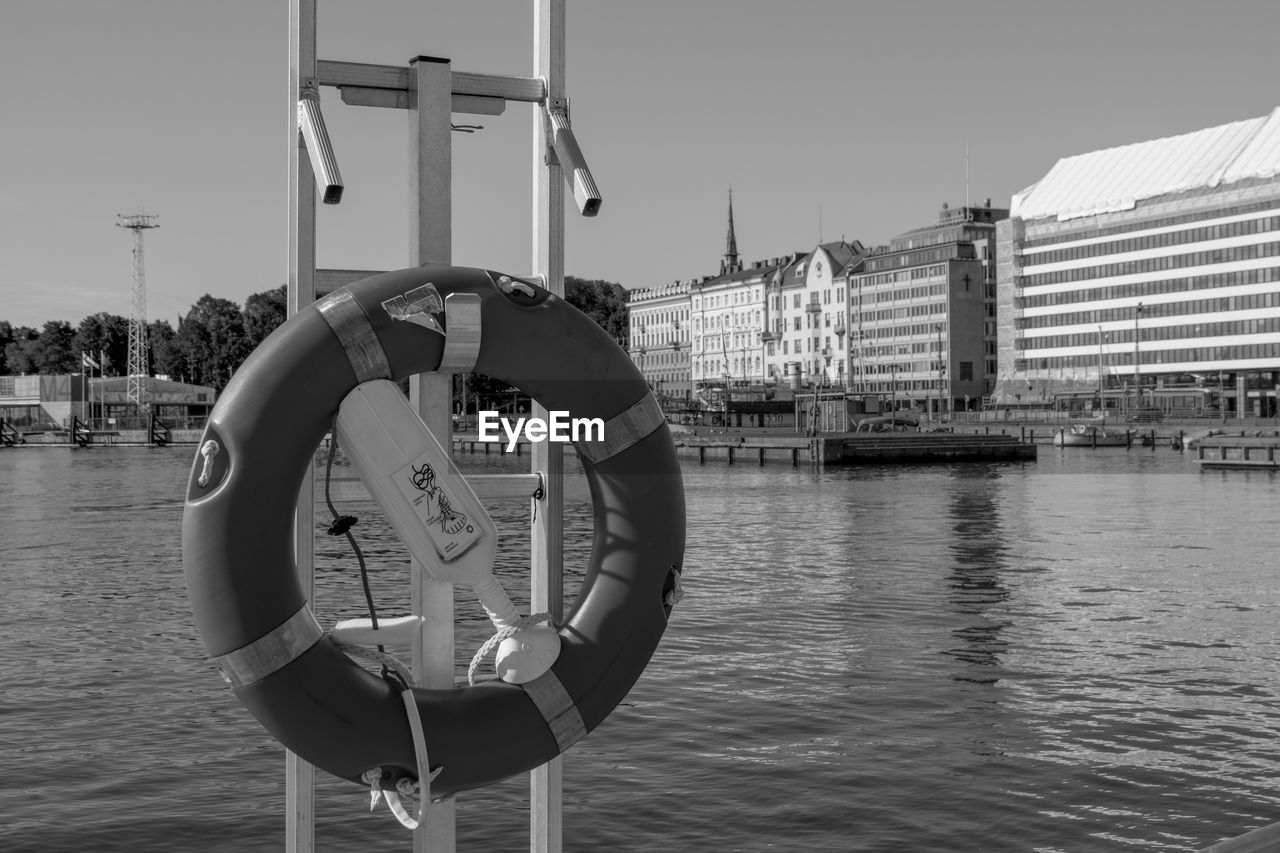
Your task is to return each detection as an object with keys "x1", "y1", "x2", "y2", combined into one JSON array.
[
  {"x1": 1196, "y1": 432, "x2": 1280, "y2": 469},
  {"x1": 811, "y1": 432, "x2": 1037, "y2": 465},
  {"x1": 453, "y1": 431, "x2": 1039, "y2": 466}
]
